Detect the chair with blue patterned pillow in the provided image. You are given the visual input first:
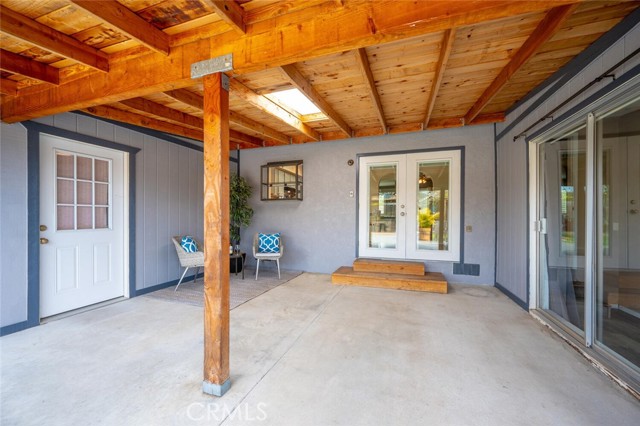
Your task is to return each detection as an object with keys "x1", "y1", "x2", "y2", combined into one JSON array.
[
  {"x1": 253, "y1": 232, "x2": 284, "y2": 280},
  {"x1": 172, "y1": 236, "x2": 205, "y2": 291}
]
